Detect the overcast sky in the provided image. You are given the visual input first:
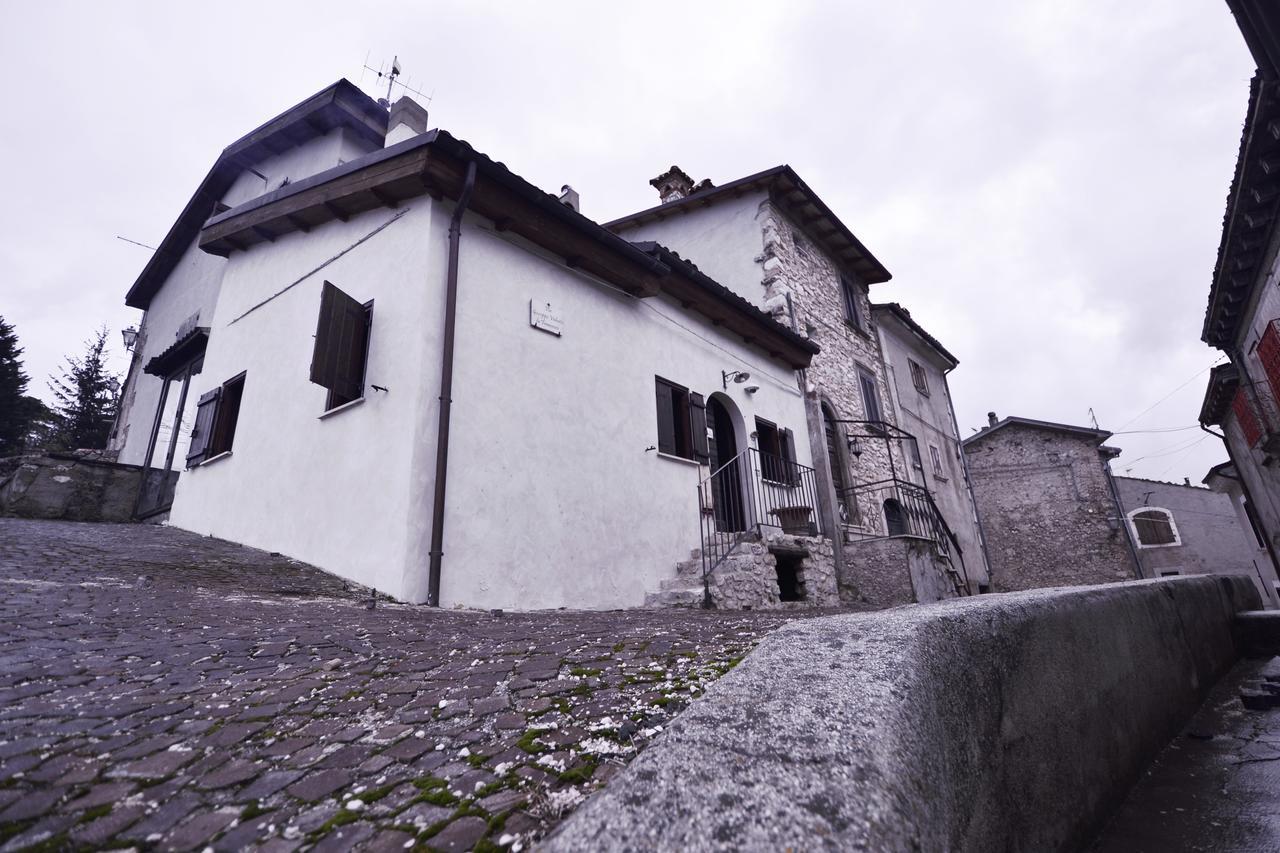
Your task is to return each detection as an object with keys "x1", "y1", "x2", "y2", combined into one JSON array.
[{"x1": 0, "y1": 1, "x2": 1255, "y2": 484}]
